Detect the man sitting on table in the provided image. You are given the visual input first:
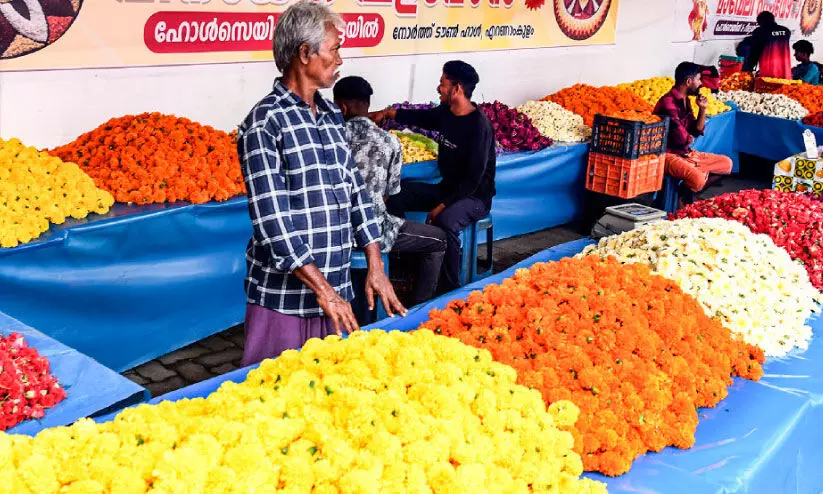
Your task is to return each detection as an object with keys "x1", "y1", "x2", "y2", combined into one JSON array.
[
  {"x1": 654, "y1": 62, "x2": 732, "y2": 206},
  {"x1": 236, "y1": 0, "x2": 405, "y2": 367},
  {"x1": 370, "y1": 61, "x2": 496, "y2": 292},
  {"x1": 333, "y1": 76, "x2": 447, "y2": 306}
]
